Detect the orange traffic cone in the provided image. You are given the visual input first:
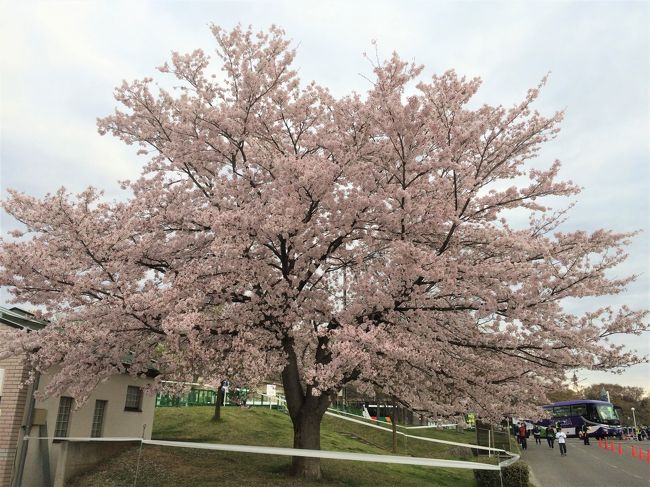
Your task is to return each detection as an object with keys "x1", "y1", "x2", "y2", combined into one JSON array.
[
  {"x1": 618, "y1": 444, "x2": 623, "y2": 456},
  {"x1": 639, "y1": 449, "x2": 645, "y2": 461},
  {"x1": 631, "y1": 446, "x2": 637, "y2": 457}
]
